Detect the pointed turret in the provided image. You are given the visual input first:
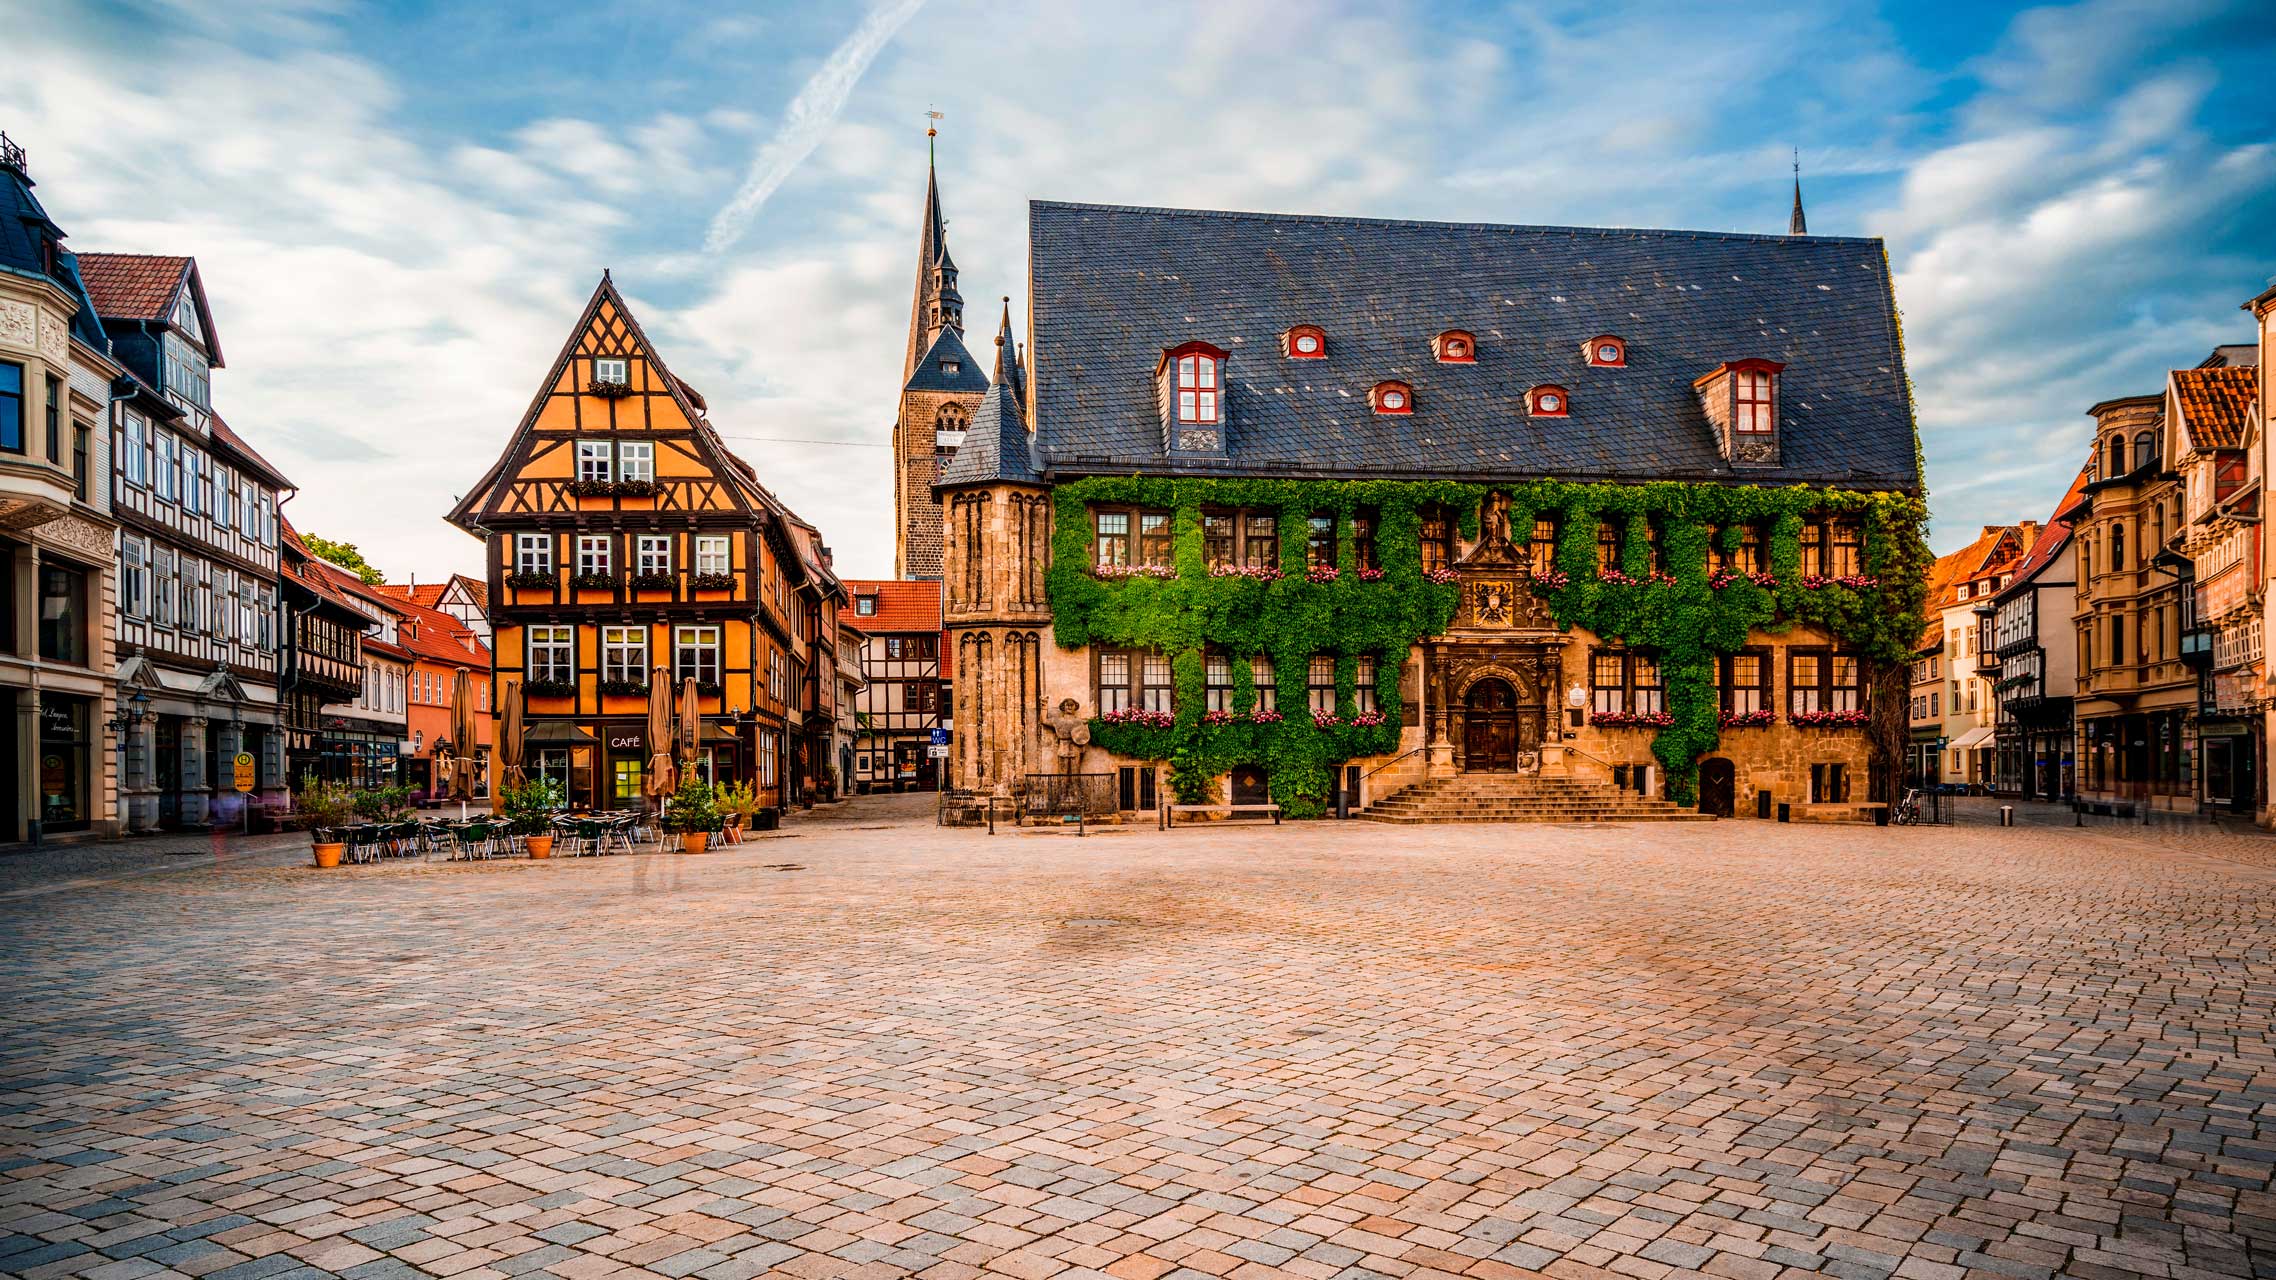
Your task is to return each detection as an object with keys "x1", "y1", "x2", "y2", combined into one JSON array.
[
  {"x1": 1788, "y1": 161, "x2": 1808, "y2": 236},
  {"x1": 991, "y1": 296, "x2": 1026, "y2": 417}
]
